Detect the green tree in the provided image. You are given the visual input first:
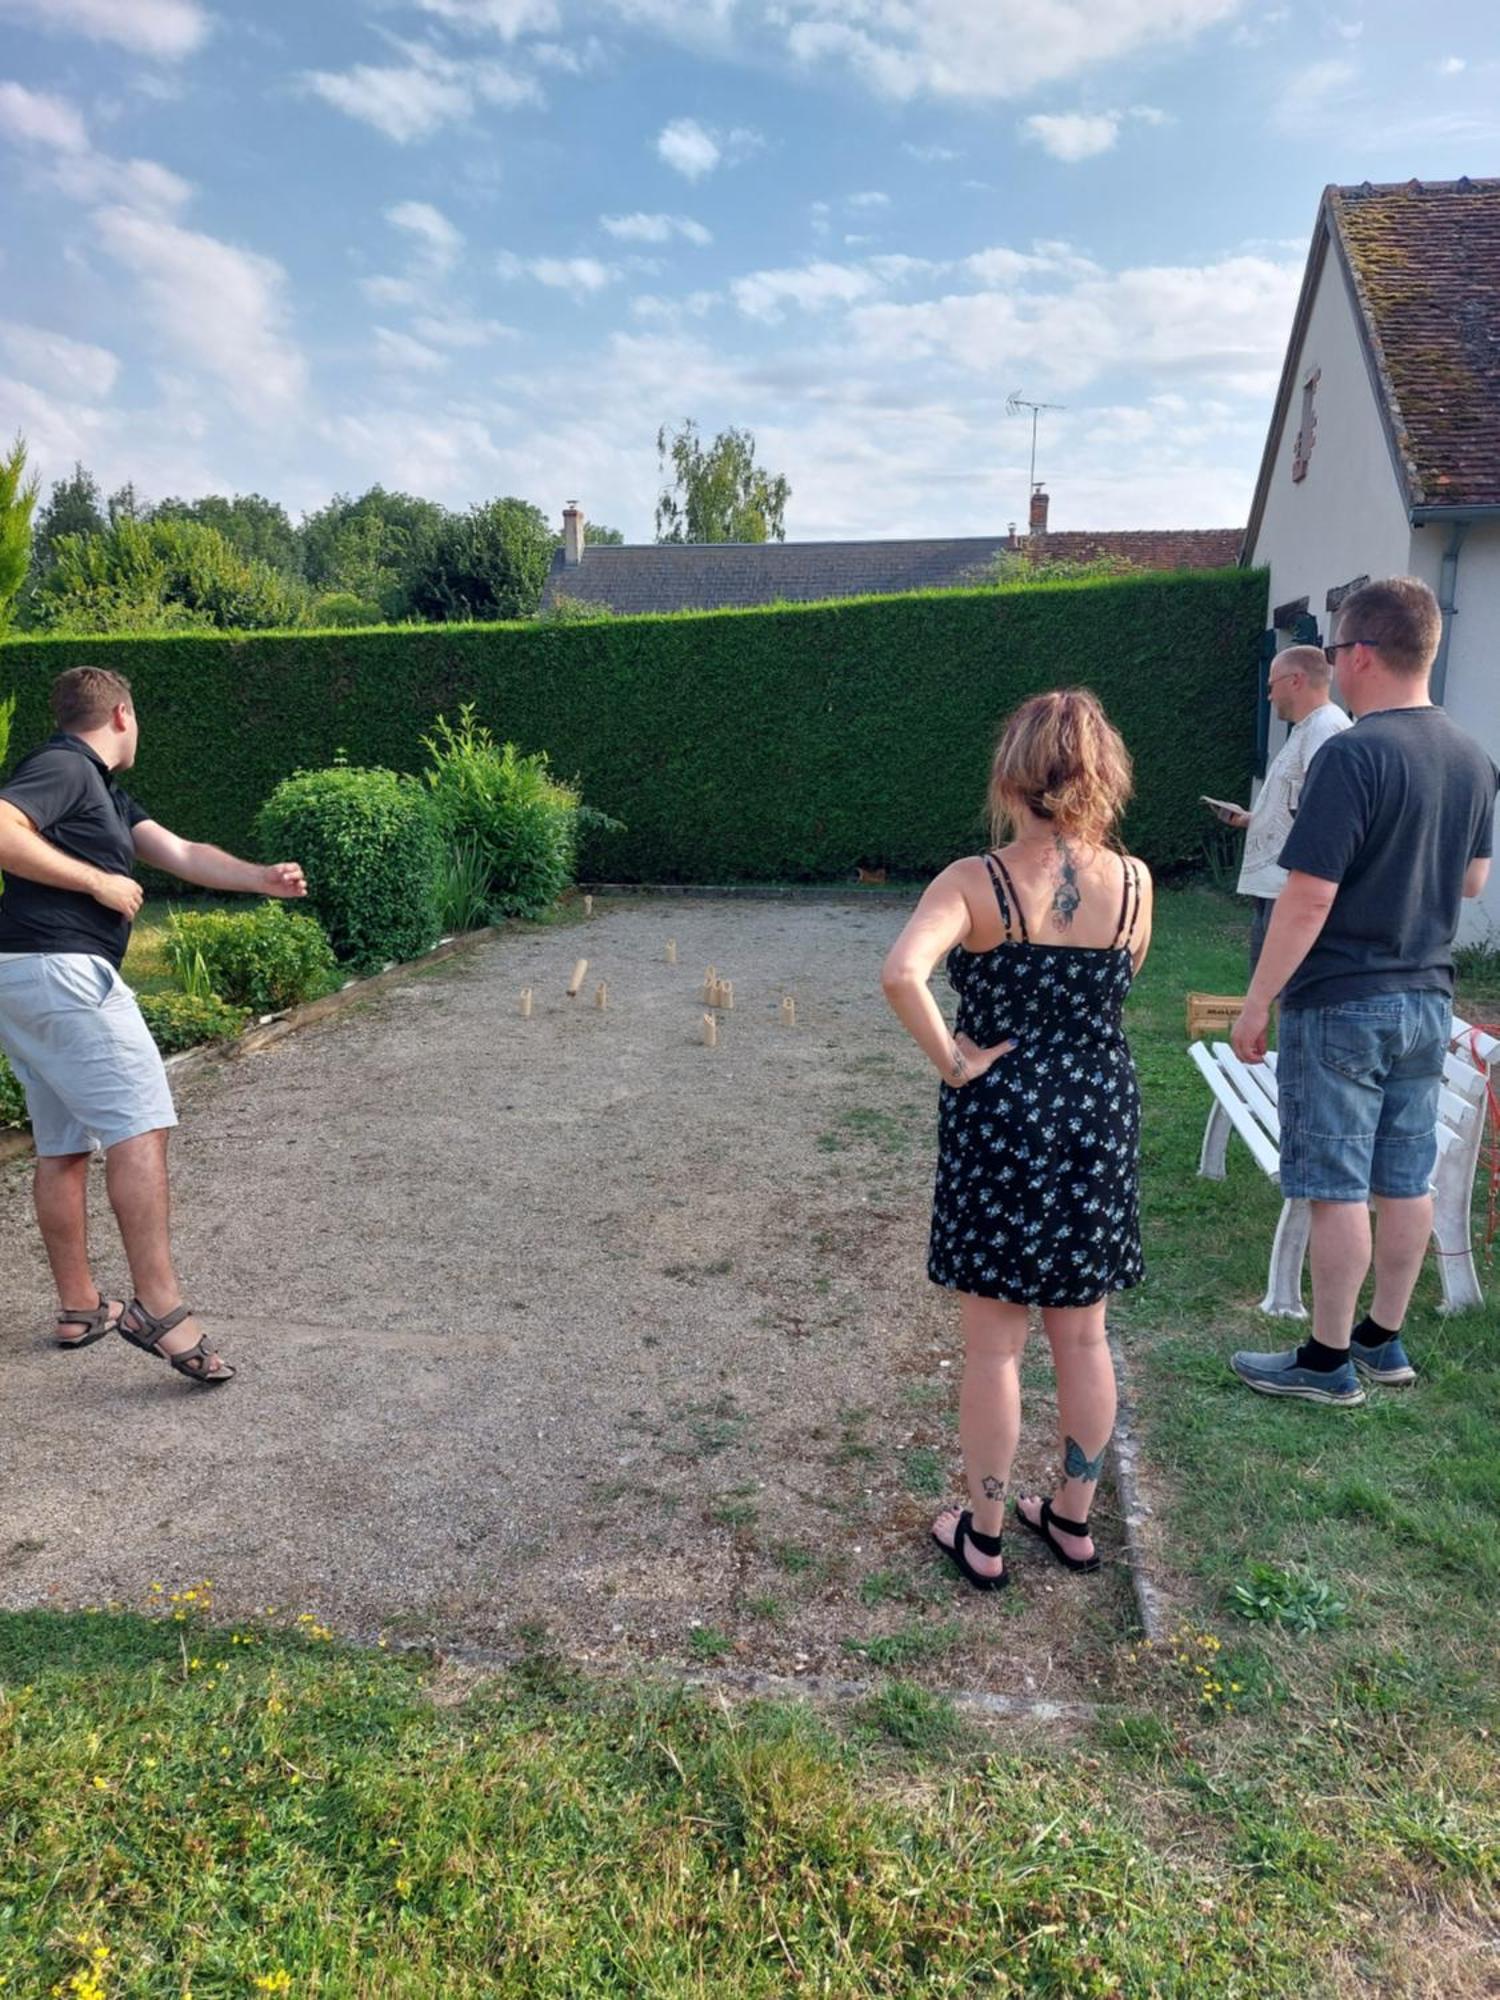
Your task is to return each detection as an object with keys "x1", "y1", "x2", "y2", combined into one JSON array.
[
  {"x1": 585, "y1": 522, "x2": 625, "y2": 546},
  {"x1": 153, "y1": 492, "x2": 301, "y2": 576},
  {"x1": 33, "y1": 462, "x2": 105, "y2": 567},
  {"x1": 407, "y1": 498, "x2": 555, "y2": 622},
  {"x1": 0, "y1": 434, "x2": 39, "y2": 634},
  {"x1": 655, "y1": 421, "x2": 789, "y2": 544},
  {"x1": 300, "y1": 487, "x2": 445, "y2": 617},
  {"x1": 36, "y1": 517, "x2": 305, "y2": 633},
  {"x1": 107, "y1": 481, "x2": 146, "y2": 526},
  {"x1": 986, "y1": 549, "x2": 1142, "y2": 584}
]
